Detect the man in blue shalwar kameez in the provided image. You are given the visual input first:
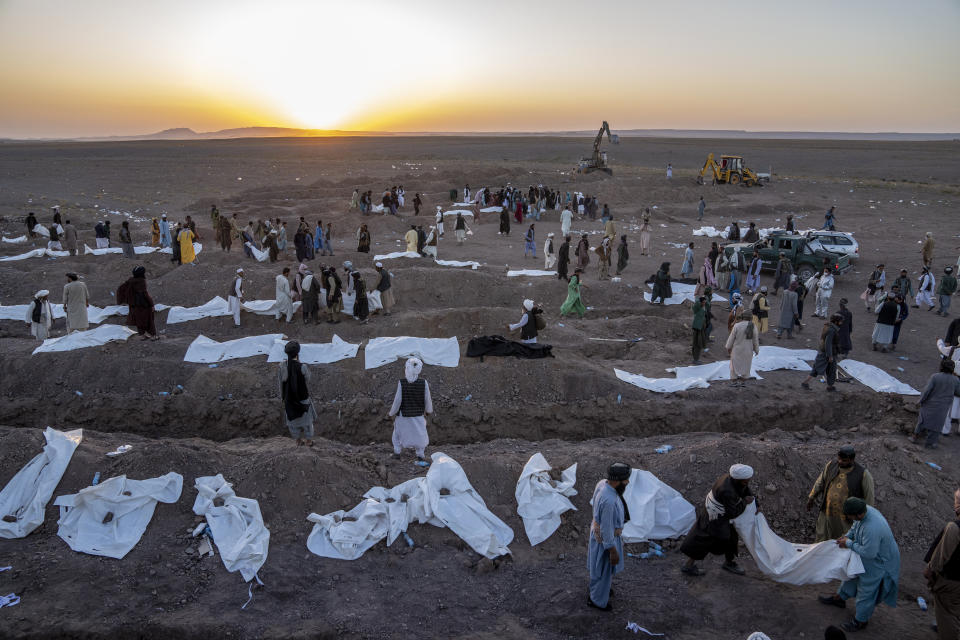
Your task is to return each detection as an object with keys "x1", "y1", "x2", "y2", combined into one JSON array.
[
  {"x1": 158, "y1": 215, "x2": 172, "y2": 248},
  {"x1": 818, "y1": 497, "x2": 900, "y2": 633},
  {"x1": 587, "y1": 462, "x2": 631, "y2": 611}
]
